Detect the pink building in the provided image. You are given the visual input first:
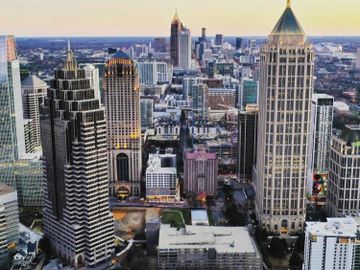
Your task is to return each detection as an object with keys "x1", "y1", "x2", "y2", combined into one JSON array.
[{"x1": 183, "y1": 150, "x2": 218, "y2": 196}]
